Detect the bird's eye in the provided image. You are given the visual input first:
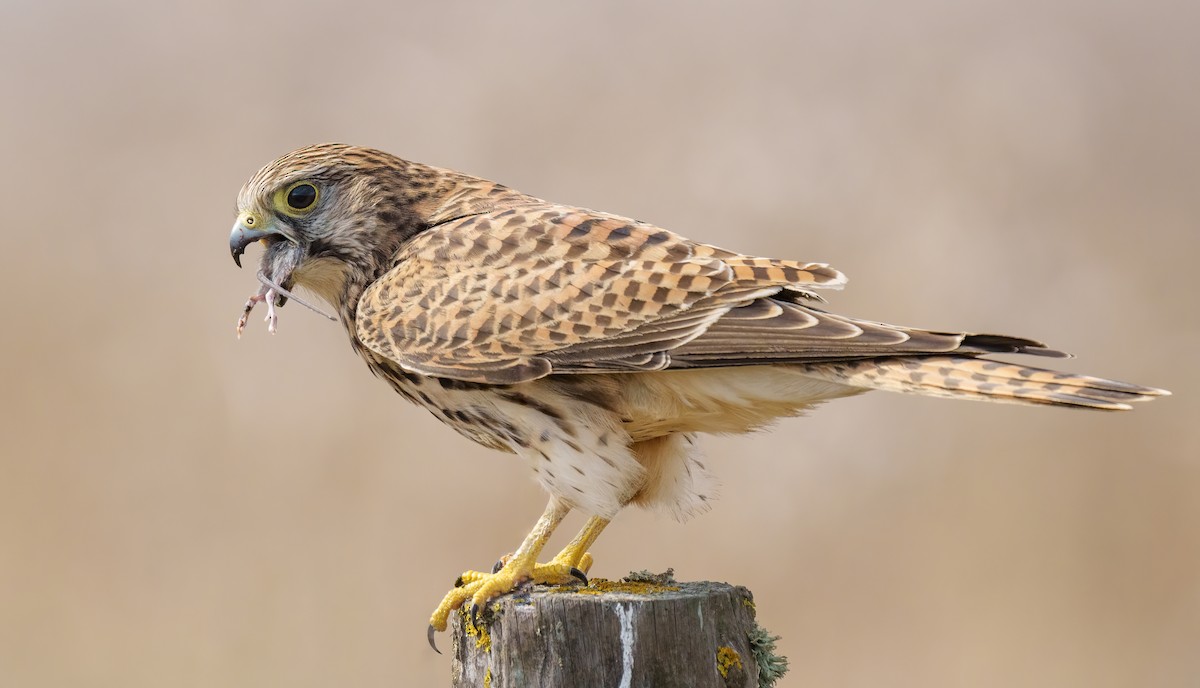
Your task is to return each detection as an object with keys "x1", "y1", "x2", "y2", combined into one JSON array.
[{"x1": 285, "y1": 182, "x2": 318, "y2": 211}]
